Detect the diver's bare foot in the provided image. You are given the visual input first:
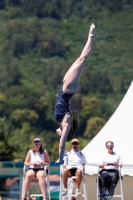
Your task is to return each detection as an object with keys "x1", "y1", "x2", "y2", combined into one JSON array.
[{"x1": 89, "y1": 23, "x2": 96, "y2": 38}]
